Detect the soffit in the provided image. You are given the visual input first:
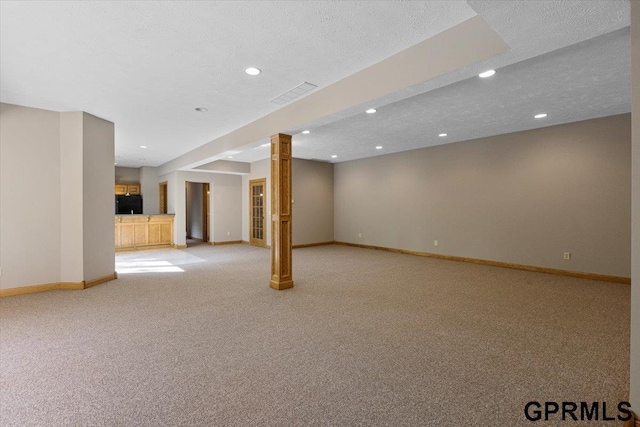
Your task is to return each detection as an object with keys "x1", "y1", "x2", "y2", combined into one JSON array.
[{"x1": 0, "y1": 1, "x2": 476, "y2": 167}]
